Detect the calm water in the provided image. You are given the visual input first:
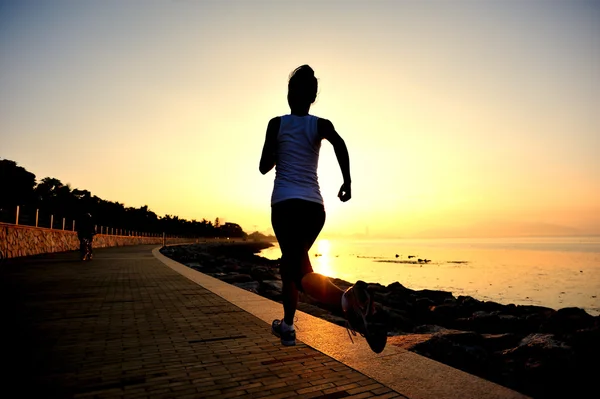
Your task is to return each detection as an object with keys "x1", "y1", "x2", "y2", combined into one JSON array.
[{"x1": 260, "y1": 236, "x2": 600, "y2": 316}]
